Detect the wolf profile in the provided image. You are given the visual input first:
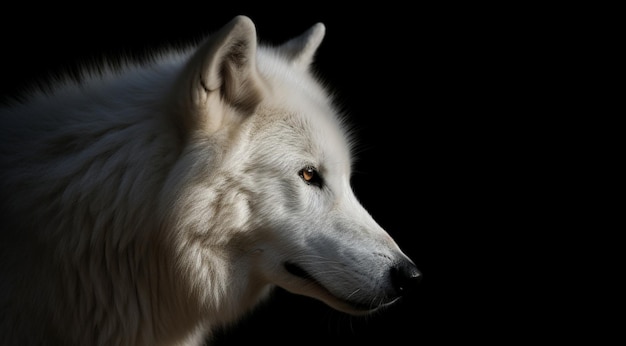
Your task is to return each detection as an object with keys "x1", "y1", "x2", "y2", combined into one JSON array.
[{"x1": 0, "y1": 15, "x2": 421, "y2": 345}]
